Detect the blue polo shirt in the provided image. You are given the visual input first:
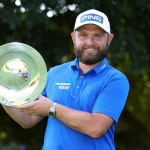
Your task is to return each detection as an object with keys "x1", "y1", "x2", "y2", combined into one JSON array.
[{"x1": 42, "y1": 58, "x2": 129, "y2": 150}]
